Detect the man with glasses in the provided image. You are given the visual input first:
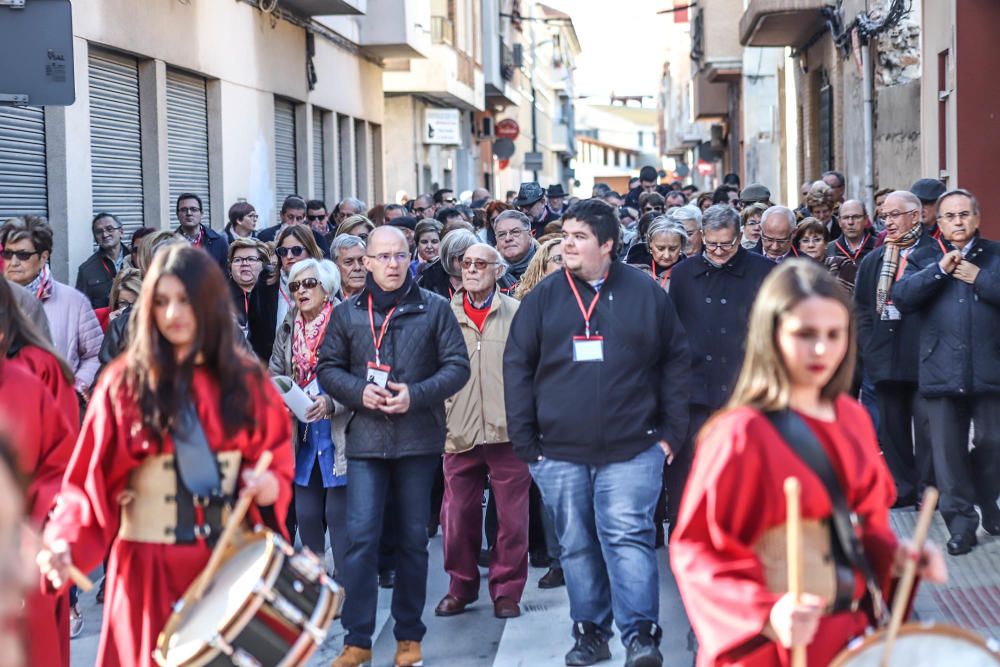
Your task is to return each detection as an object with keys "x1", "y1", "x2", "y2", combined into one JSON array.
[
  {"x1": 306, "y1": 199, "x2": 332, "y2": 242},
  {"x1": 894, "y1": 188, "x2": 1000, "y2": 556},
  {"x1": 76, "y1": 212, "x2": 128, "y2": 309},
  {"x1": 668, "y1": 205, "x2": 773, "y2": 537},
  {"x1": 258, "y1": 195, "x2": 332, "y2": 258},
  {"x1": 759, "y1": 205, "x2": 798, "y2": 263},
  {"x1": 175, "y1": 193, "x2": 229, "y2": 270},
  {"x1": 434, "y1": 188, "x2": 457, "y2": 208},
  {"x1": 494, "y1": 210, "x2": 537, "y2": 283},
  {"x1": 638, "y1": 191, "x2": 665, "y2": 217},
  {"x1": 411, "y1": 194, "x2": 437, "y2": 220},
  {"x1": 334, "y1": 197, "x2": 366, "y2": 228},
  {"x1": 828, "y1": 199, "x2": 877, "y2": 262},
  {"x1": 319, "y1": 226, "x2": 470, "y2": 667}
]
